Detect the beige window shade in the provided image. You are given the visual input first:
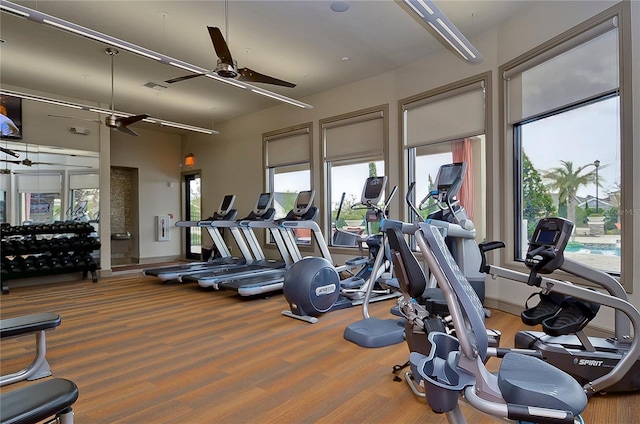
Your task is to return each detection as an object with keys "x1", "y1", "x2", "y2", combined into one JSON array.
[
  {"x1": 265, "y1": 128, "x2": 310, "y2": 167},
  {"x1": 323, "y1": 111, "x2": 384, "y2": 161},
  {"x1": 506, "y1": 18, "x2": 618, "y2": 124},
  {"x1": 17, "y1": 173, "x2": 62, "y2": 193},
  {"x1": 69, "y1": 173, "x2": 99, "y2": 190},
  {"x1": 404, "y1": 83, "x2": 485, "y2": 147}
]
